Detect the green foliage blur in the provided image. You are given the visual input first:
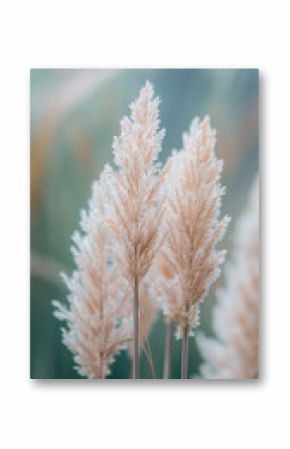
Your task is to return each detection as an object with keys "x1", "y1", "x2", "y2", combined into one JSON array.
[{"x1": 30, "y1": 69, "x2": 259, "y2": 379}]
